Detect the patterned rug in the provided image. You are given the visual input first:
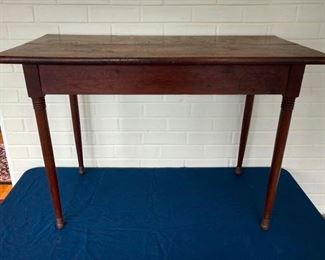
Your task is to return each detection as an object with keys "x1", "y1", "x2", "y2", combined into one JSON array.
[{"x1": 0, "y1": 144, "x2": 11, "y2": 183}]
